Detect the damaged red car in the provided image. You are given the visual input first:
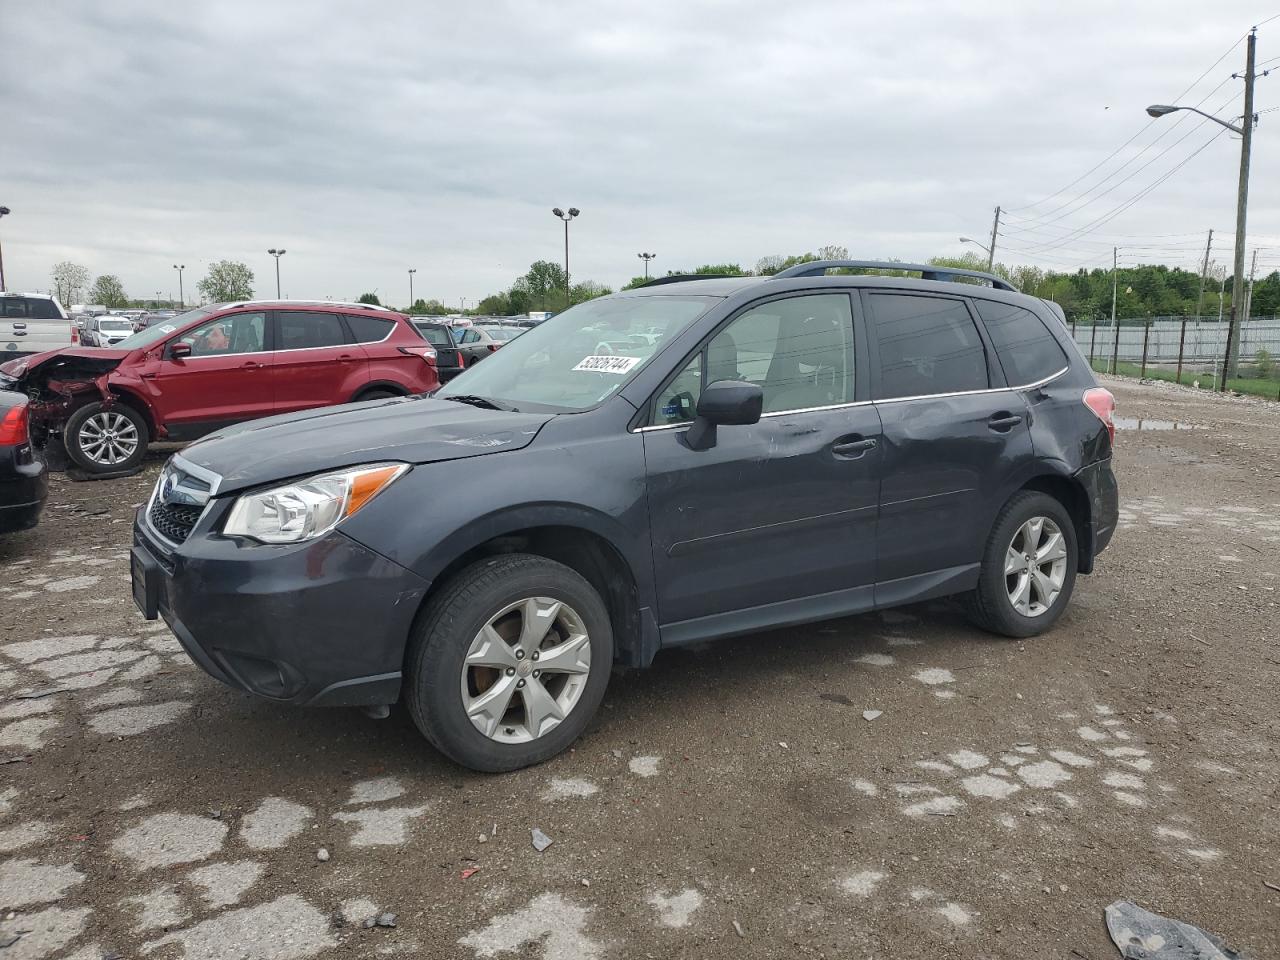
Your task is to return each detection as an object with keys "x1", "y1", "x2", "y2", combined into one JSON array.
[{"x1": 0, "y1": 301, "x2": 440, "y2": 474}]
